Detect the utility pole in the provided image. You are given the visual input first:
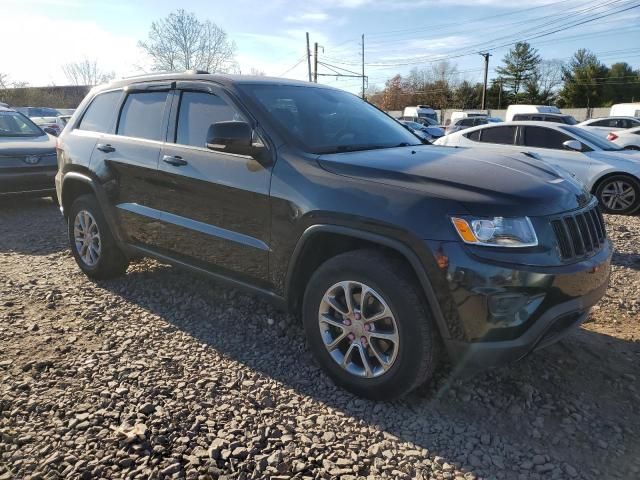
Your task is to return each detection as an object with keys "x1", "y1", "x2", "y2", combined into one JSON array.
[
  {"x1": 480, "y1": 52, "x2": 492, "y2": 110},
  {"x1": 306, "y1": 32, "x2": 312, "y2": 82},
  {"x1": 313, "y1": 42, "x2": 318, "y2": 83},
  {"x1": 361, "y1": 34, "x2": 365, "y2": 99}
]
